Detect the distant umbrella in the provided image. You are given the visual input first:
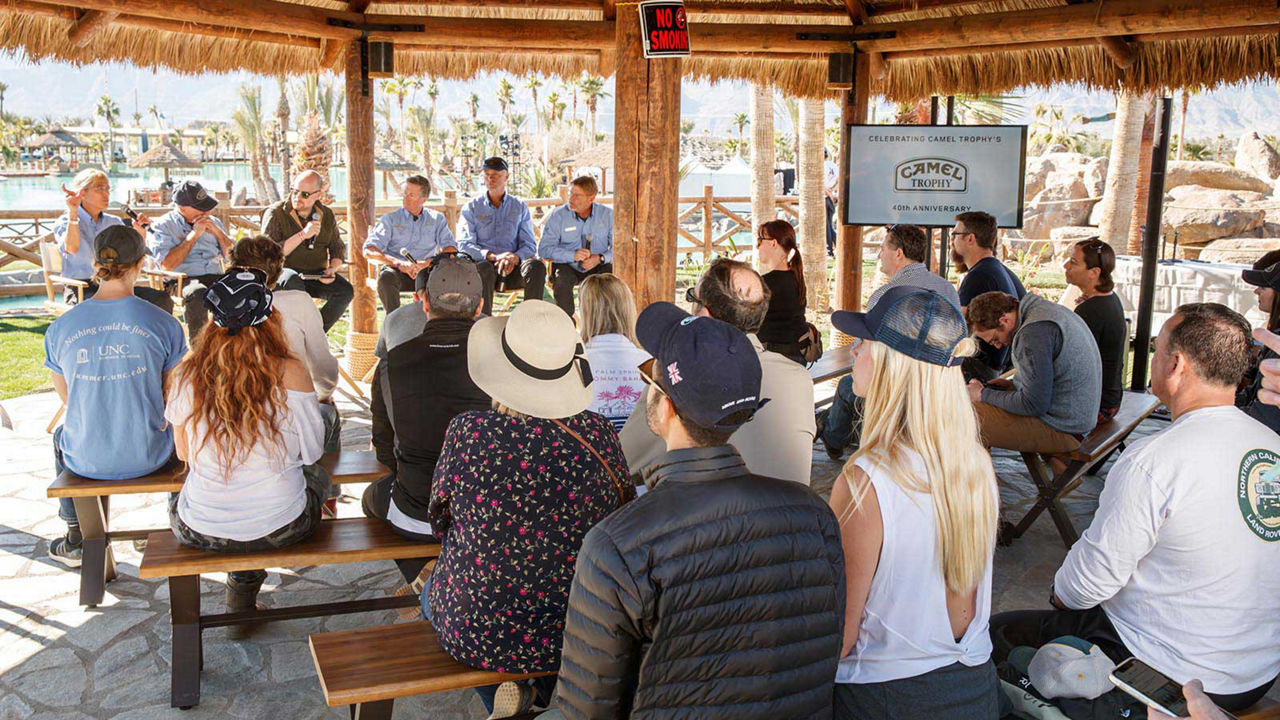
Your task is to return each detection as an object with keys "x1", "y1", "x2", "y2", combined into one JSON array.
[{"x1": 127, "y1": 140, "x2": 202, "y2": 184}]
